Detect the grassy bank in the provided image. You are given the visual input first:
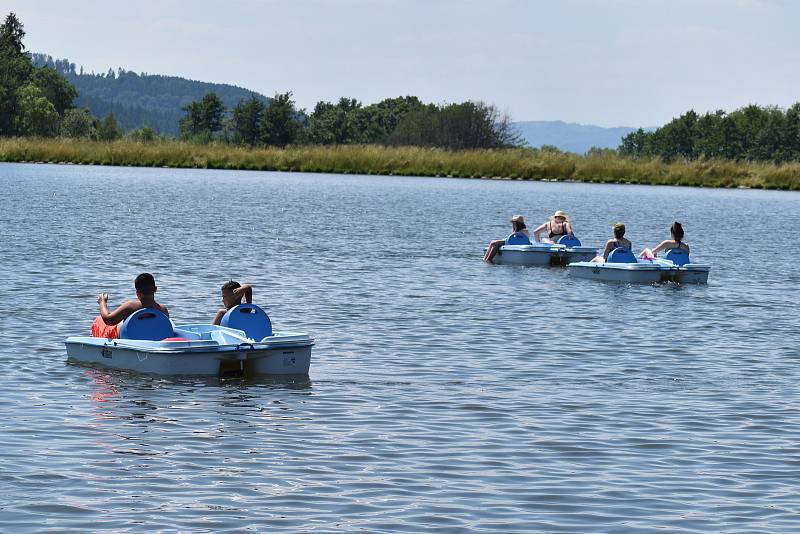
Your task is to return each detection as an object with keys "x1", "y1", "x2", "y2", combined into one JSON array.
[{"x1": 2, "y1": 137, "x2": 799, "y2": 190}]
